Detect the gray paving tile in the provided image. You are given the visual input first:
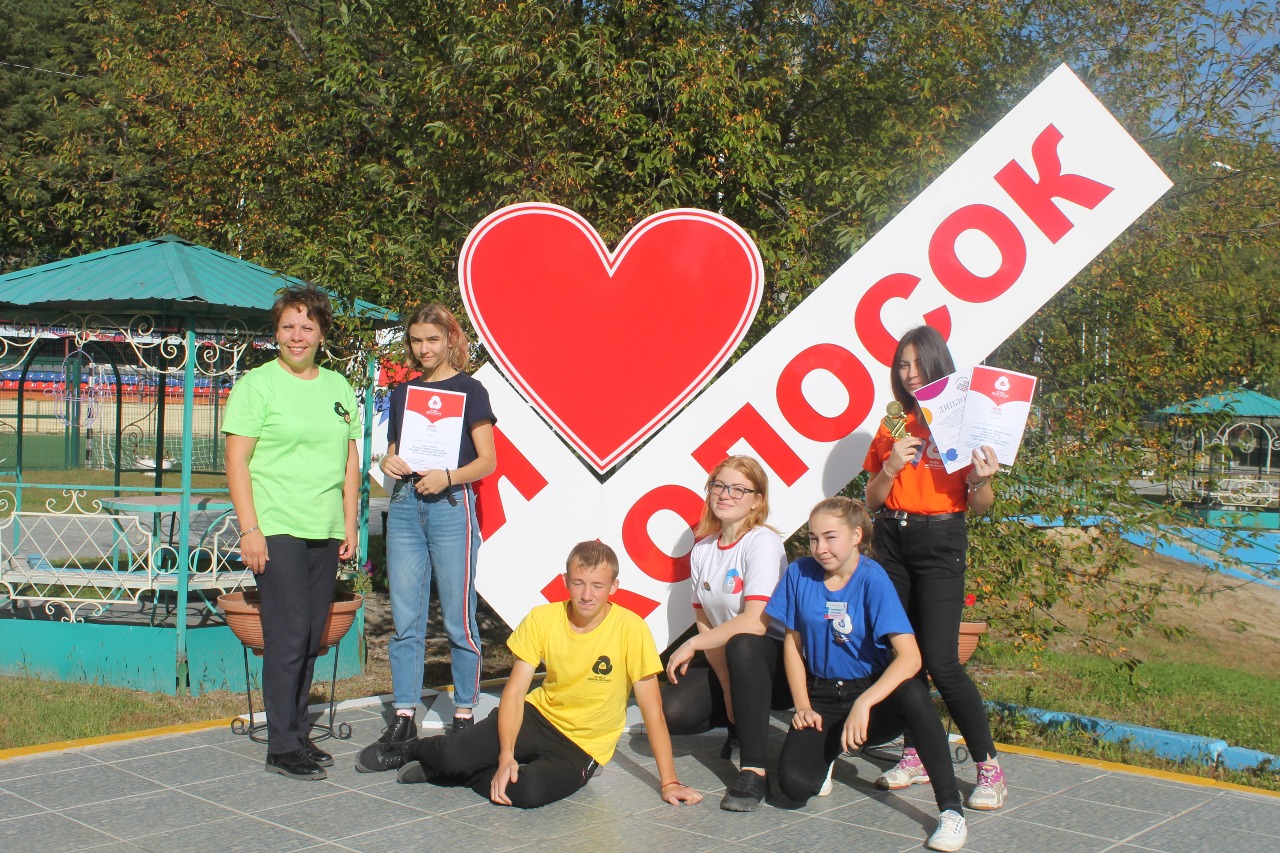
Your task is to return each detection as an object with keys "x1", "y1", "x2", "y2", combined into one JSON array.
[
  {"x1": 337, "y1": 814, "x2": 525, "y2": 853},
  {"x1": 1062, "y1": 774, "x2": 1215, "y2": 815},
  {"x1": 176, "y1": 769, "x2": 346, "y2": 812},
  {"x1": 346, "y1": 777, "x2": 480, "y2": 815},
  {"x1": 999, "y1": 794, "x2": 1170, "y2": 840},
  {"x1": 737, "y1": 813, "x2": 920, "y2": 853},
  {"x1": 1, "y1": 764, "x2": 162, "y2": 810},
  {"x1": 0, "y1": 750, "x2": 101, "y2": 782},
  {"x1": 638, "y1": 796, "x2": 809, "y2": 843},
  {"x1": 963, "y1": 813, "x2": 1128, "y2": 853},
  {"x1": 1178, "y1": 791, "x2": 1280, "y2": 838},
  {"x1": 818, "y1": 793, "x2": 959, "y2": 838},
  {"x1": 445, "y1": 797, "x2": 615, "y2": 841},
  {"x1": 1124, "y1": 813, "x2": 1280, "y2": 853},
  {"x1": 112, "y1": 744, "x2": 262, "y2": 786},
  {"x1": 993, "y1": 753, "x2": 1108, "y2": 795},
  {"x1": 0, "y1": 812, "x2": 118, "y2": 852},
  {"x1": 0, "y1": 789, "x2": 47, "y2": 820},
  {"x1": 61, "y1": 788, "x2": 240, "y2": 839},
  {"x1": 129, "y1": 814, "x2": 325, "y2": 853},
  {"x1": 565, "y1": 761, "x2": 680, "y2": 815},
  {"x1": 82, "y1": 732, "x2": 208, "y2": 763},
  {"x1": 254, "y1": 789, "x2": 430, "y2": 841},
  {"x1": 534, "y1": 814, "x2": 726, "y2": 853}
]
